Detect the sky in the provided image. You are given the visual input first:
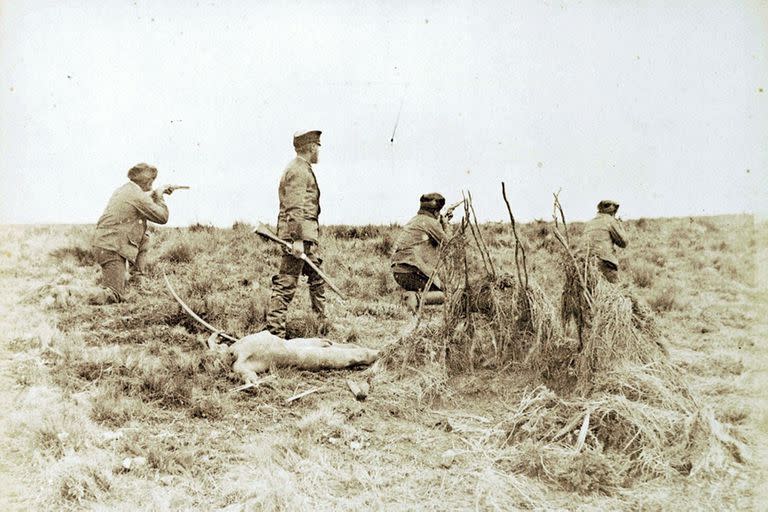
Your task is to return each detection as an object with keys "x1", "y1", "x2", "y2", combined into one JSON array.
[{"x1": 1, "y1": 1, "x2": 766, "y2": 227}]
